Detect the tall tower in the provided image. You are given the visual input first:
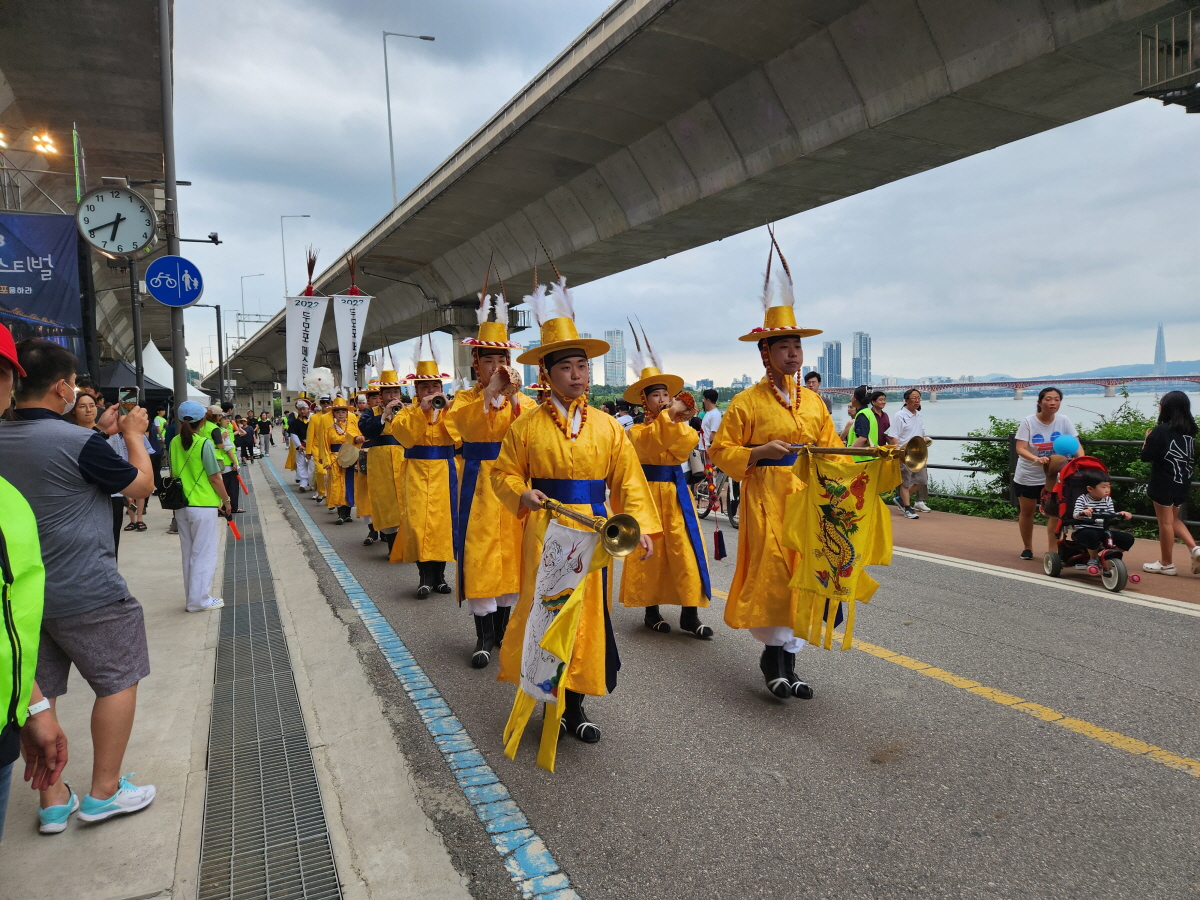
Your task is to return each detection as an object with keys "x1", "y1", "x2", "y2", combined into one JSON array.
[
  {"x1": 851, "y1": 331, "x2": 872, "y2": 386},
  {"x1": 522, "y1": 340, "x2": 540, "y2": 387},
  {"x1": 580, "y1": 333, "x2": 595, "y2": 383},
  {"x1": 1154, "y1": 323, "x2": 1167, "y2": 376},
  {"x1": 604, "y1": 329, "x2": 626, "y2": 386},
  {"x1": 820, "y1": 340, "x2": 843, "y2": 388}
]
